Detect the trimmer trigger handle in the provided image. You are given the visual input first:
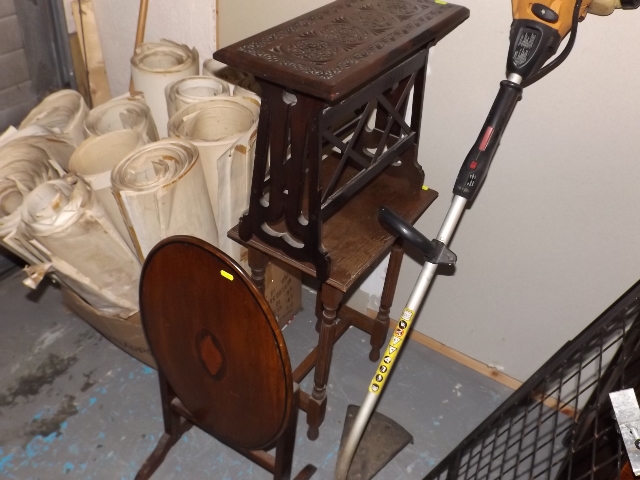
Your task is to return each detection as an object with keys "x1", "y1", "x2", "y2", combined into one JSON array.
[{"x1": 378, "y1": 207, "x2": 457, "y2": 265}]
